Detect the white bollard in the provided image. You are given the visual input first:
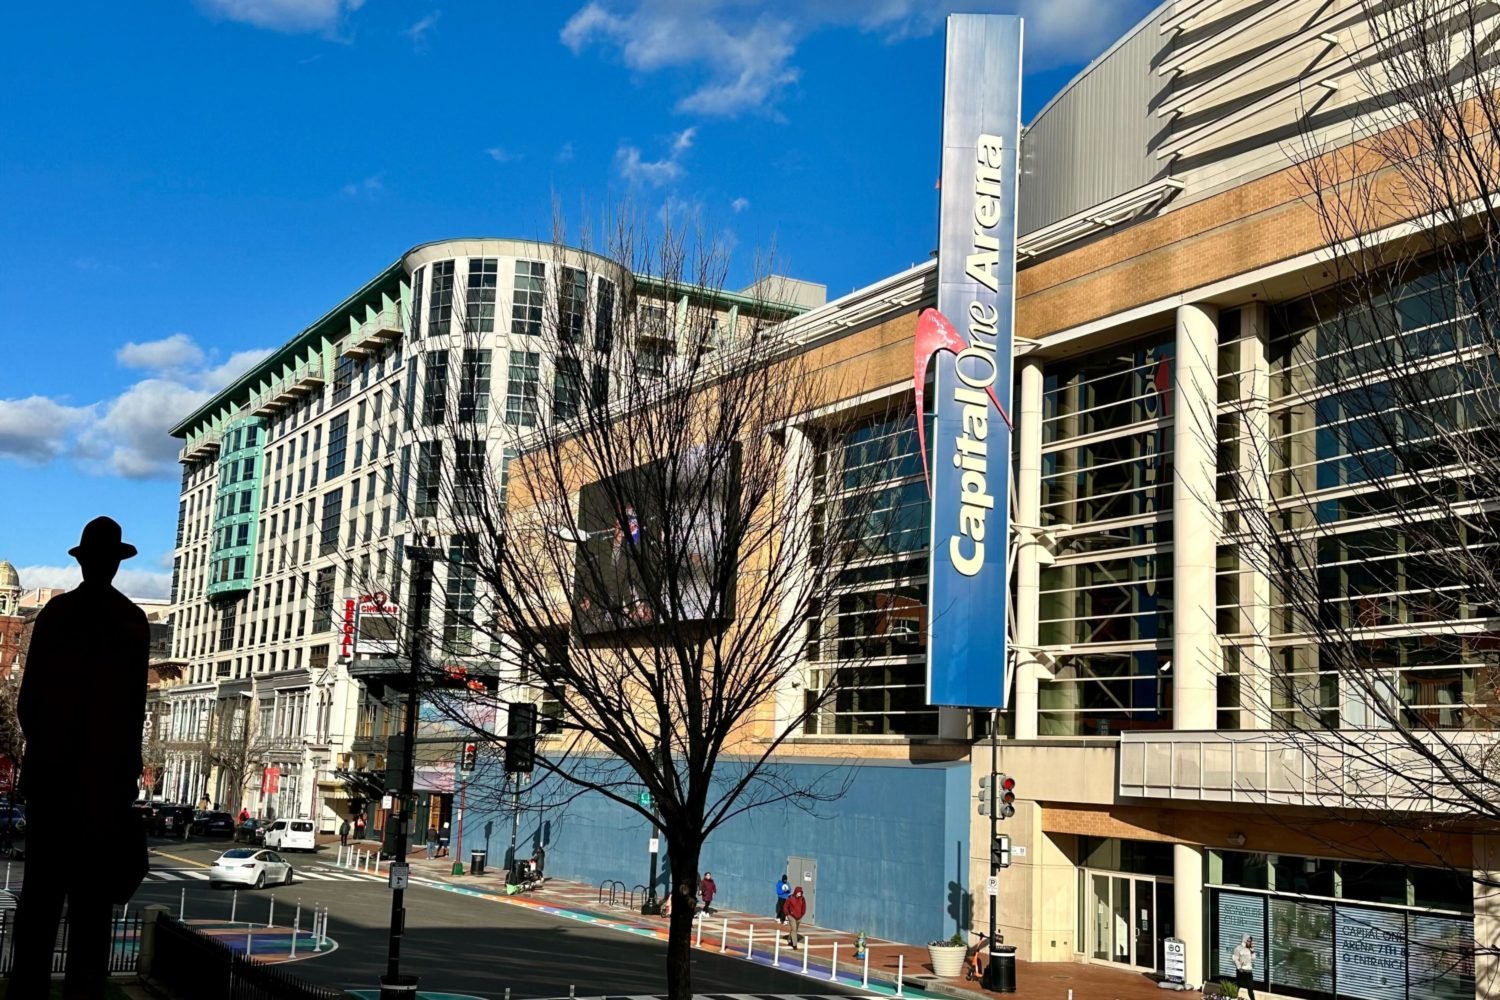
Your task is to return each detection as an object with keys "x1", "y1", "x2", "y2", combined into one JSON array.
[
  {"x1": 720, "y1": 918, "x2": 728, "y2": 952},
  {"x1": 314, "y1": 909, "x2": 324, "y2": 953},
  {"x1": 747, "y1": 925, "x2": 755, "y2": 960},
  {"x1": 773, "y1": 933, "x2": 781, "y2": 967},
  {"x1": 267, "y1": 895, "x2": 275, "y2": 929},
  {"x1": 245, "y1": 927, "x2": 252, "y2": 957},
  {"x1": 5, "y1": 862, "x2": 10, "y2": 891},
  {"x1": 179, "y1": 887, "x2": 185, "y2": 921},
  {"x1": 231, "y1": 890, "x2": 238, "y2": 924},
  {"x1": 291, "y1": 901, "x2": 301, "y2": 958},
  {"x1": 862, "y1": 949, "x2": 869, "y2": 988},
  {"x1": 695, "y1": 916, "x2": 703, "y2": 948},
  {"x1": 831, "y1": 941, "x2": 839, "y2": 981},
  {"x1": 568, "y1": 986, "x2": 575, "y2": 999},
  {"x1": 897, "y1": 954, "x2": 904, "y2": 996},
  {"x1": 801, "y1": 937, "x2": 810, "y2": 974}
]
